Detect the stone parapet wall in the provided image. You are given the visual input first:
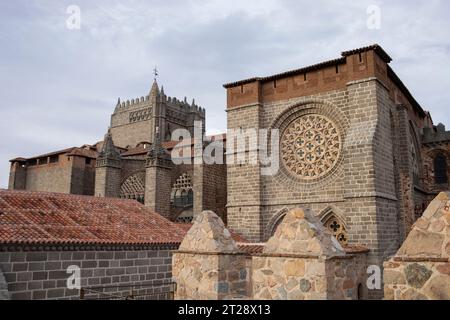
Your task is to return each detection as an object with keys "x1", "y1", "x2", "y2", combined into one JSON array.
[
  {"x1": 173, "y1": 253, "x2": 248, "y2": 300},
  {"x1": 172, "y1": 211, "x2": 249, "y2": 300},
  {"x1": 173, "y1": 209, "x2": 368, "y2": 300},
  {"x1": 384, "y1": 192, "x2": 450, "y2": 300},
  {"x1": 252, "y1": 208, "x2": 367, "y2": 300}
]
